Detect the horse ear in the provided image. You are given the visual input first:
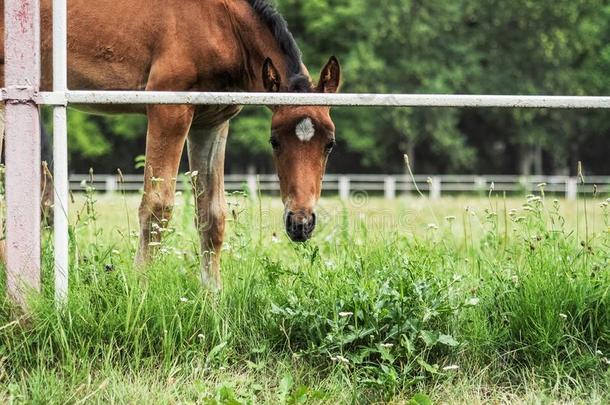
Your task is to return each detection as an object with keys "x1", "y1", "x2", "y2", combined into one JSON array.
[
  {"x1": 263, "y1": 58, "x2": 281, "y2": 92},
  {"x1": 317, "y1": 56, "x2": 341, "y2": 93}
]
